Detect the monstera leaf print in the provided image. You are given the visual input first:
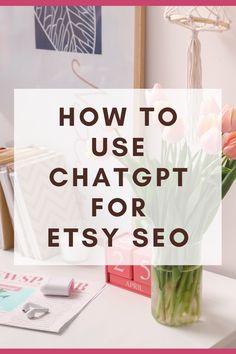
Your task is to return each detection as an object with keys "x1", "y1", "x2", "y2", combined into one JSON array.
[{"x1": 34, "y1": 6, "x2": 102, "y2": 54}]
